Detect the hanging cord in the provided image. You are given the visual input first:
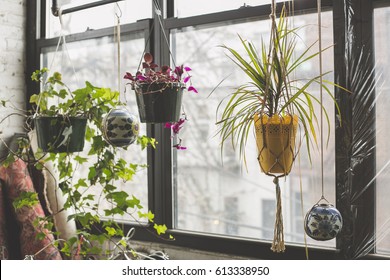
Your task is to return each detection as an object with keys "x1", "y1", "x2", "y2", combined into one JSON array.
[
  {"x1": 56, "y1": 8, "x2": 79, "y2": 86},
  {"x1": 271, "y1": 177, "x2": 285, "y2": 252},
  {"x1": 152, "y1": 0, "x2": 177, "y2": 68},
  {"x1": 135, "y1": 0, "x2": 176, "y2": 72},
  {"x1": 317, "y1": 0, "x2": 326, "y2": 200},
  {"x1": 298, "y1": 153, "x2": 309, "y2": 259},
  {"x1": 135, "y1": 23, "x2": 155, "y2": 73},
  {"x1": 33, "y1": 7, "x2": 79, "y2": 118},
  {"x1": 115, "y1": 3, "x2": 122, "y2": 99}
]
